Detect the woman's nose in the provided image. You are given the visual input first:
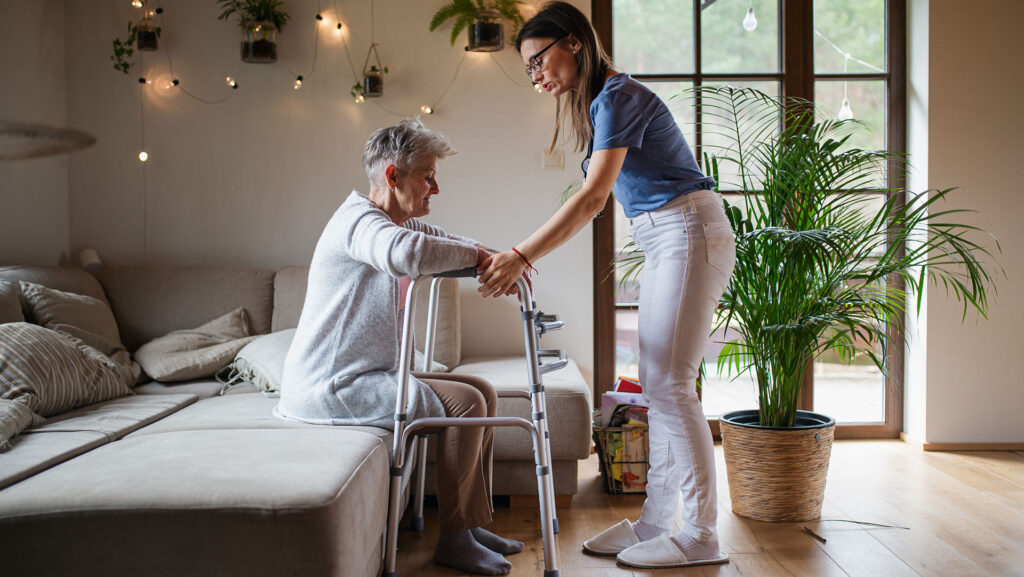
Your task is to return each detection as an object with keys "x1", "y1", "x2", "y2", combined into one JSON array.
[{"x1": 530, "y1": 68, "x2": 544, "y2": 83}]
